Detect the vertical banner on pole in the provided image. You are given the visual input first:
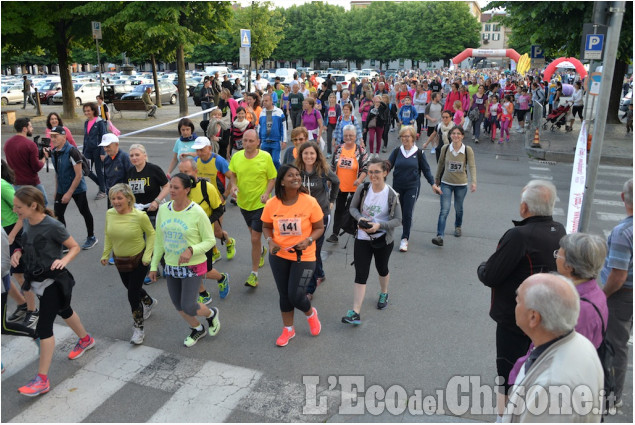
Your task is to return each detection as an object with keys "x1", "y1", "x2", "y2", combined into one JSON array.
[{"x1": 566, "y1": 121, "x2": 588, "y2": 234}]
